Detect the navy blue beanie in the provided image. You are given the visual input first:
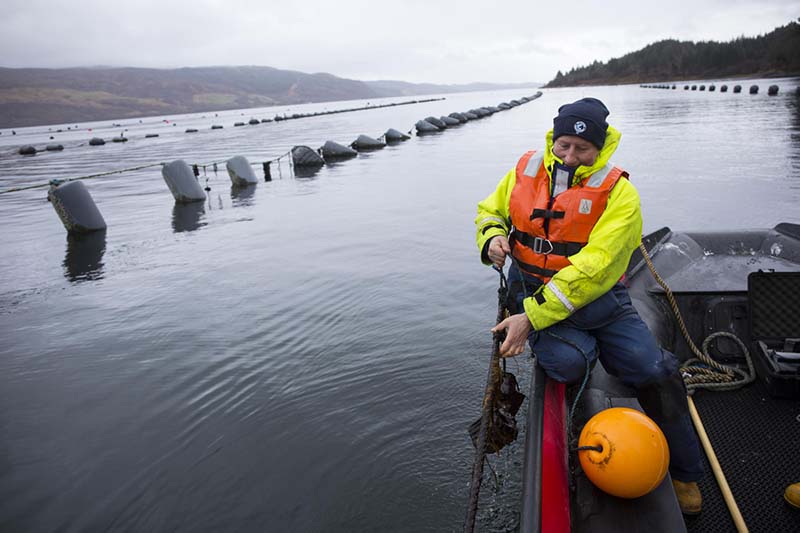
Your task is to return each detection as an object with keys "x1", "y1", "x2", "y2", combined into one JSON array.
[{"x1": 552, "y1": 97, "x2": 609, "y2": 149}]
